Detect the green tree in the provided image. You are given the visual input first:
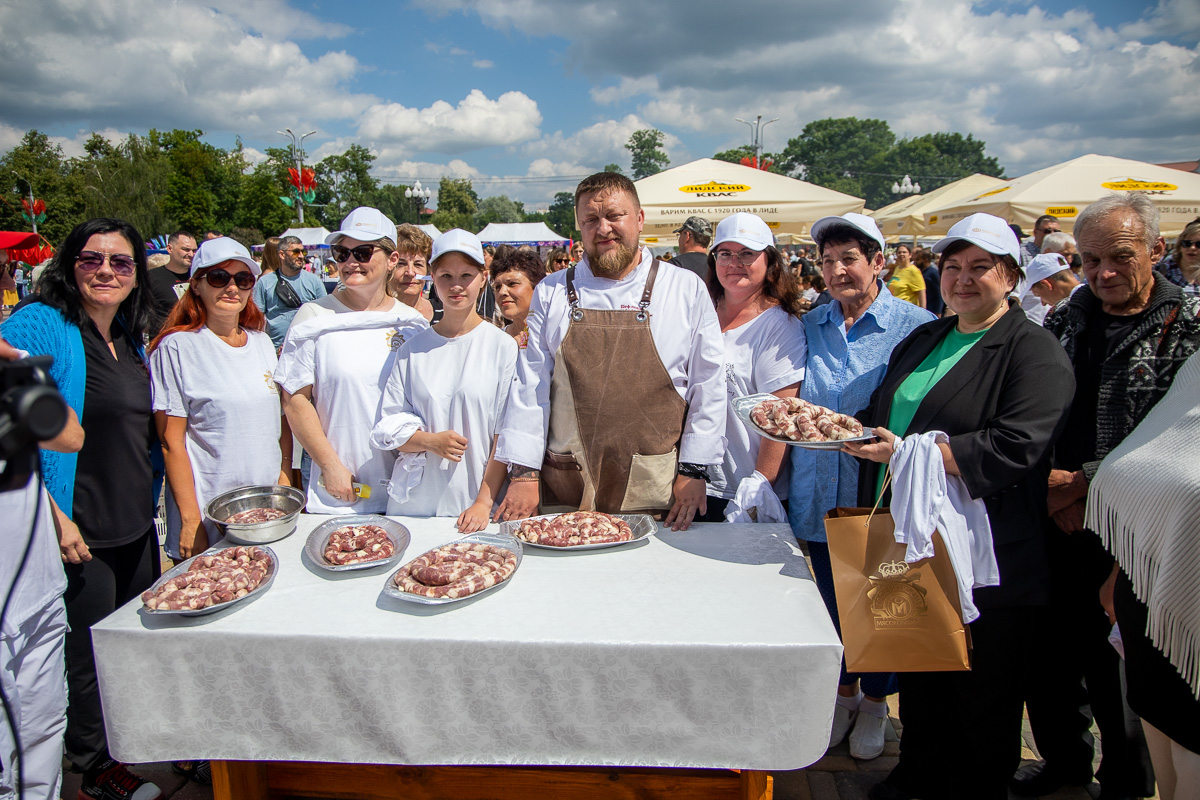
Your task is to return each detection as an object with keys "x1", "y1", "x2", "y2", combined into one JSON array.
[
  {"x1": 151, "y1": 128, "x2": 244, "y2": 235},
  {"x1": 712, "y1": 145, "x2": 784, "y2": 174},
  {"x1": 778, "y1": 117, "x2": 896, "y2": 199},
  {"x1": 625, "y1": 129, "x2": 670, "y2": 180},
  {"x1": 364, "y1": 183, "x2": 425, "y2": 227},
  {"x1": 73, "y1": 133, "x2": 176, "y2": 239},
  {"x1": 312, "y1": 144, "x2": 379, "y2": 228},
  {"x1": 865, "y1": 132, "x2": 1005, "y2": 209},
  {"x1": 475, "y1": 194, "x2": 525, "y2": 228},
  {"x1": 537, "y1": 192, "x2": 578, "y2": 239},
  {"x1": 236, "y1": 167, "x2": 293, "y2": 237},
  {"x1": 602, "y1": 163, "x2": 623, "y2": 174},
  {"x1": 0, "y1": 129, "x2": 80, "y2": 244},
  {"x1": 430, "y1": 177, "x2": 479, "y2": 231}
]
